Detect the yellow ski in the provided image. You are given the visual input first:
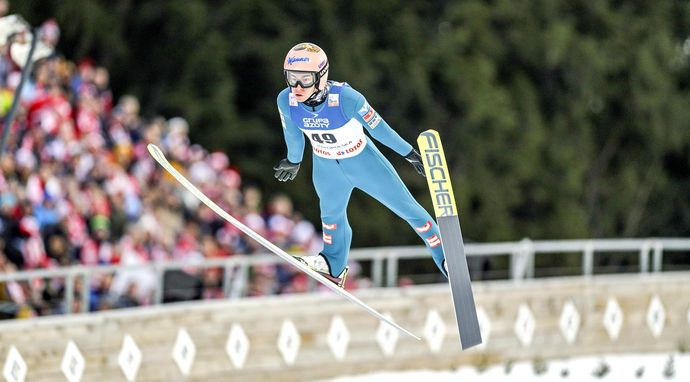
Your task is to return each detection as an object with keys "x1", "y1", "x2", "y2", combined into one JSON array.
[{"x1": 417, "y1": 130, "x2": 482, "y2": 349}]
